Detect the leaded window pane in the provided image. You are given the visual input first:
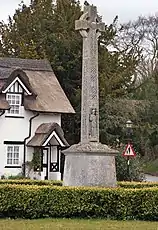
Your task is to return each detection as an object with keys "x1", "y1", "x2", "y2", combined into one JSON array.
[
  {"x1": 7, "y1": 159, "x2": 12, "y2": 164},
  {"x1": 6, "y1": 94, "x2": 21, "y2": 114},
  {"x1": 7, "y1": 145, "x2": 20, "y2": 165},
  {"x1": 13, "y1": 159, "x2": 19, "y2": 164}
]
